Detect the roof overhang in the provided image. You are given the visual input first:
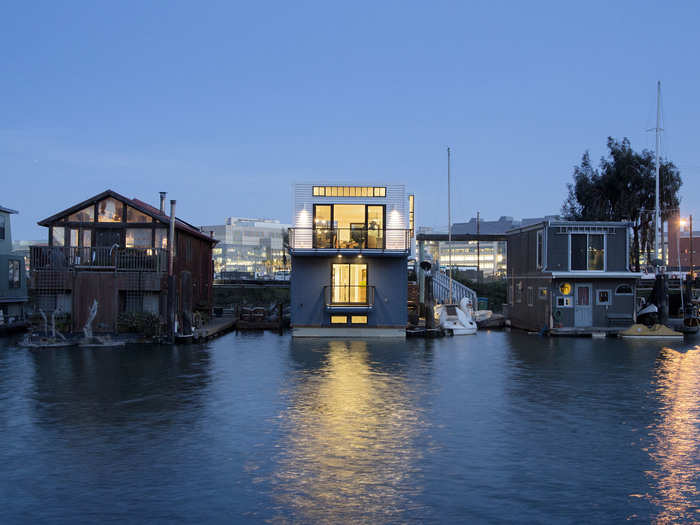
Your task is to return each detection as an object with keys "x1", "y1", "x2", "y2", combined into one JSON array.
[{"x1": 550, "y1": 272, "x2": 642, "y2": 279}]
